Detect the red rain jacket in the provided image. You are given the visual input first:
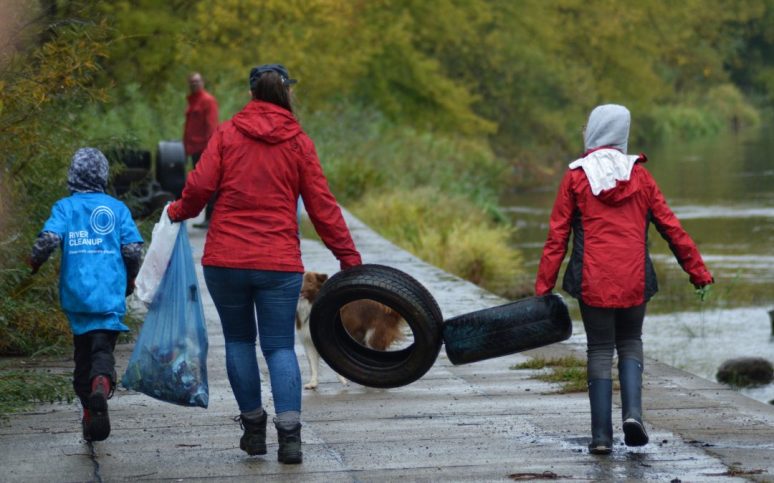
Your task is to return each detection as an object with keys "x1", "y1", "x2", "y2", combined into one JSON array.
[
  {"x1": 183, "y1": 89, "x2": 219, "y2": 156},
  {"x1": 168, "y1": 100, "x2": 362, "y2": 272},
  {"x1": 535, "y1": 155, "x2": 713, "y2": 308}
]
